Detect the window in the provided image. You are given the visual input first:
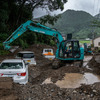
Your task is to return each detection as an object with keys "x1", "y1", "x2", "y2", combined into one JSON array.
[
  {"x1": 98, "y1": 42, "x2": 100, "y2": 46},
  {"x1": 45, "y1": 50, "x2": 51, "y2": 52},
  {"x1": 17, "y1": 53, "x2": 34, "y2": 58},
  {"x1": 73, "y1": 42, "x2": 78, "y2": 51},
  {"x1": 23, "y1": 53, "x2": 34, "y2": 58},
  {"x1": 0, "y1": 63, "x2": 23, "y2": 69}
]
